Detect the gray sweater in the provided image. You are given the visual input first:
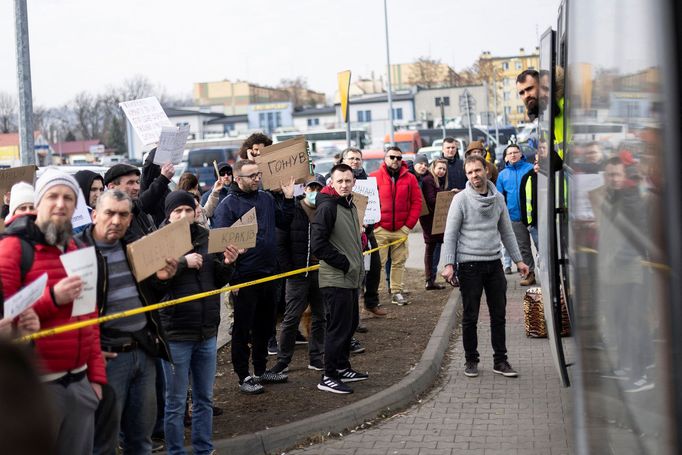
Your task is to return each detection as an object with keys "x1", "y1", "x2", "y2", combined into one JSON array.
[{"x1": 442, "y1": 180, "x2": 522, "y2": 265}]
